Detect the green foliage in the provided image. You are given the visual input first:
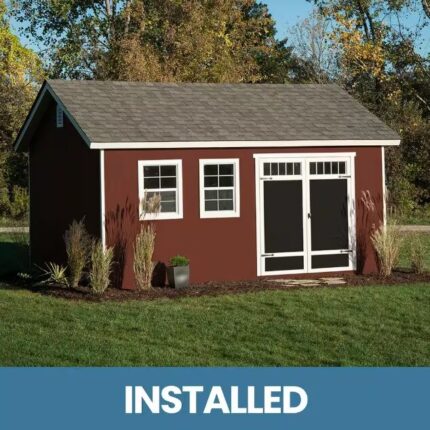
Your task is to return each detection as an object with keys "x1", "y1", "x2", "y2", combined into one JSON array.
[
  {"x1": 40, "y1": 262, "x2": 69, "y2": 287},
  {"x1": 89, "y1": 241, "x2": 114, "y2": 295},
  {"x1": 11, "y1": 0, "x2": 302, "y2": 82},
  {"x1": 64, "y1": 219, "x2": 91, "y2": 288},
  {"x1": 170, "y1": 255, "x2": 190, "y2": 267},
  {"x1": 9, "y1": 186, "x2": 28, "y2": 219},
  {"x1": 406, "y1": 233, "x2": 426, "y2": 274}
]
